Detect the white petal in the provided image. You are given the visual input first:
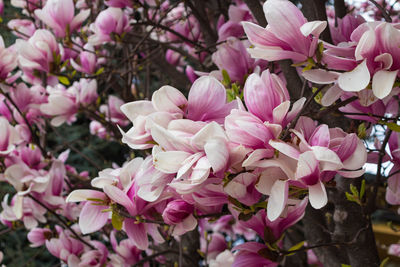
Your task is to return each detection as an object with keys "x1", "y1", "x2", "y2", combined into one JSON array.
[
  {"x1": 338, "y1": 60, "x2": 370, "y2": 92},
  {"x1": 302, "y1": 69, "x2": 339, "y2": 84},
  {"x1": 372, "y1": 70, "x2": 398, "y2": 99},
  {"x1": 300, "y1": 21, "x2": 327, "y2": 36},
  {"x1": 267, "y1": 180, "x2": 288, "y2": 221},
  {"x1": 308, "y1": 181, "x2": 328, "y2": 209}
]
